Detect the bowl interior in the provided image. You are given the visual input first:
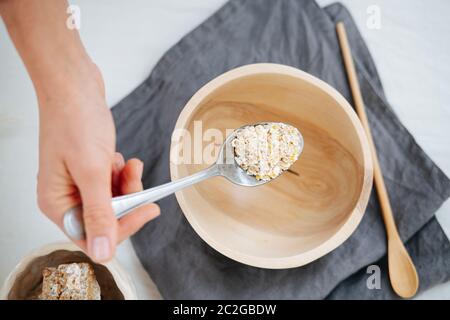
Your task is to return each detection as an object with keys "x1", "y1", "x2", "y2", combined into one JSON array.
[
  {"x1": 7, "y1": 250, "x2": 124, "y2": 300},
  {"x1": 172, "y1": 68, "x2": 368, "y2": 266}
]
